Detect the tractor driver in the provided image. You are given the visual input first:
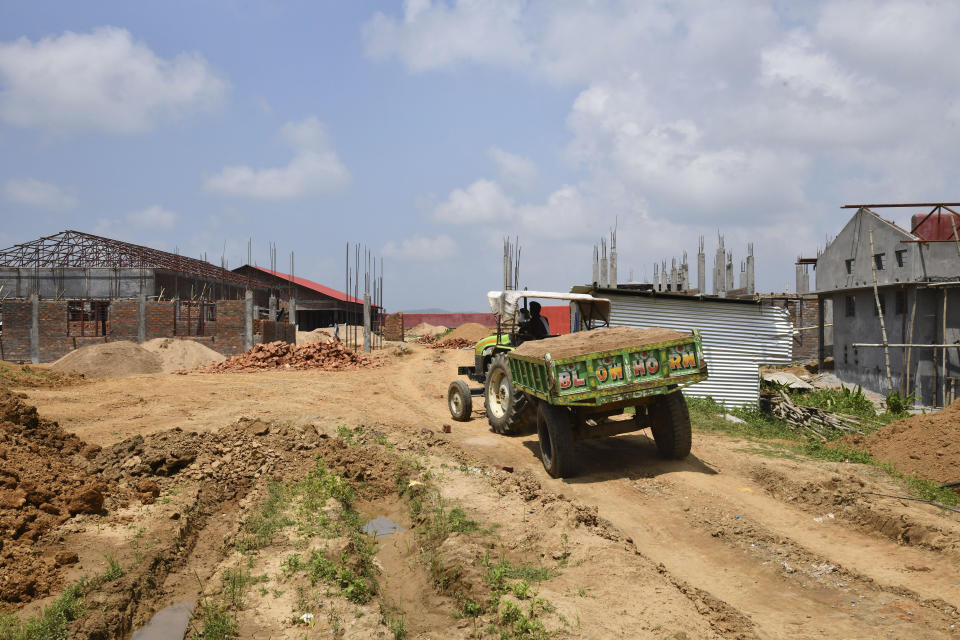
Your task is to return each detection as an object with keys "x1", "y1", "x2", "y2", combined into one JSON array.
[{"x1": 526, "y1": 301, "x2": 550, "y2": 339}]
